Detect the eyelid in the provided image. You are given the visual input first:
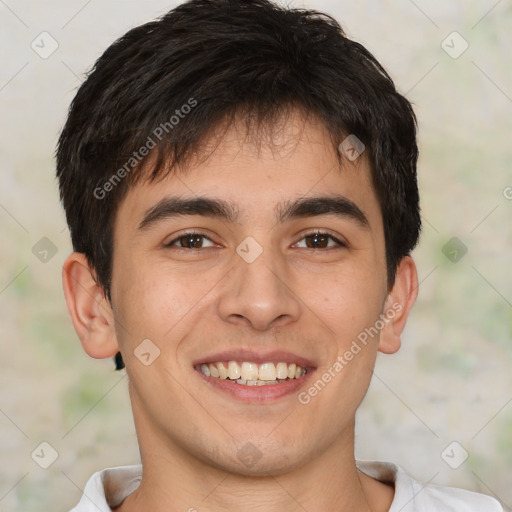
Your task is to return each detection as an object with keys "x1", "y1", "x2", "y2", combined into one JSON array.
[
  {"x1": 295, "y1": 229, "x2": 347, "y2": 248},
  {"x1": 163, "y1": 229, "x2": 217, "y2": 248}
]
